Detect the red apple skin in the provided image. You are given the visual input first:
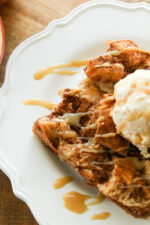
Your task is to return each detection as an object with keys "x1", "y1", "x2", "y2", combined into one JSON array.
[{"x1": 0, "y1": 17, "x2": 5, "y2": 64}]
